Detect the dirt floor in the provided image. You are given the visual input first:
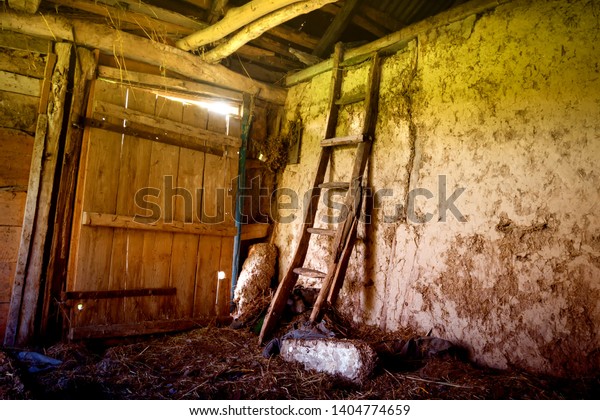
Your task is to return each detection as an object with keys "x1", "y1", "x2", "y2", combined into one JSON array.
[{"x1": 1, "y1": 316, "x2": 598, "y2": 400}]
